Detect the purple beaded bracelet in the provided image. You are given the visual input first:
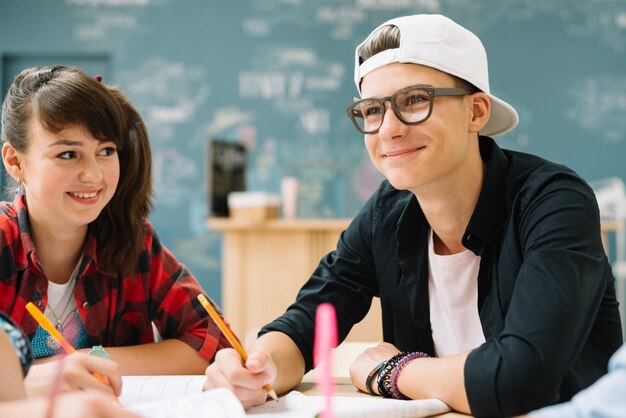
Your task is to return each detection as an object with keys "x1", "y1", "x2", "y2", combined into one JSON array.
[{"x1": 389, "y1": 351, "x2": 429, "y2": 400}]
